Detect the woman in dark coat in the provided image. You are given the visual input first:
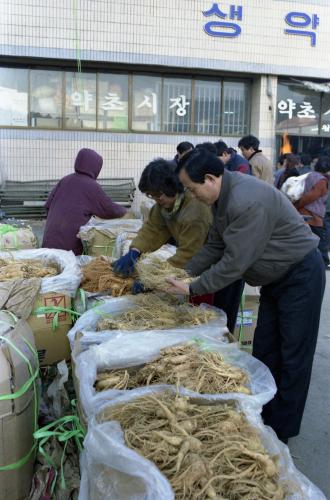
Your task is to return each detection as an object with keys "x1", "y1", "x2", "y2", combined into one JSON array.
[{"x1": 42, "y1": 148, "x2": 127, "y2": 254}]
